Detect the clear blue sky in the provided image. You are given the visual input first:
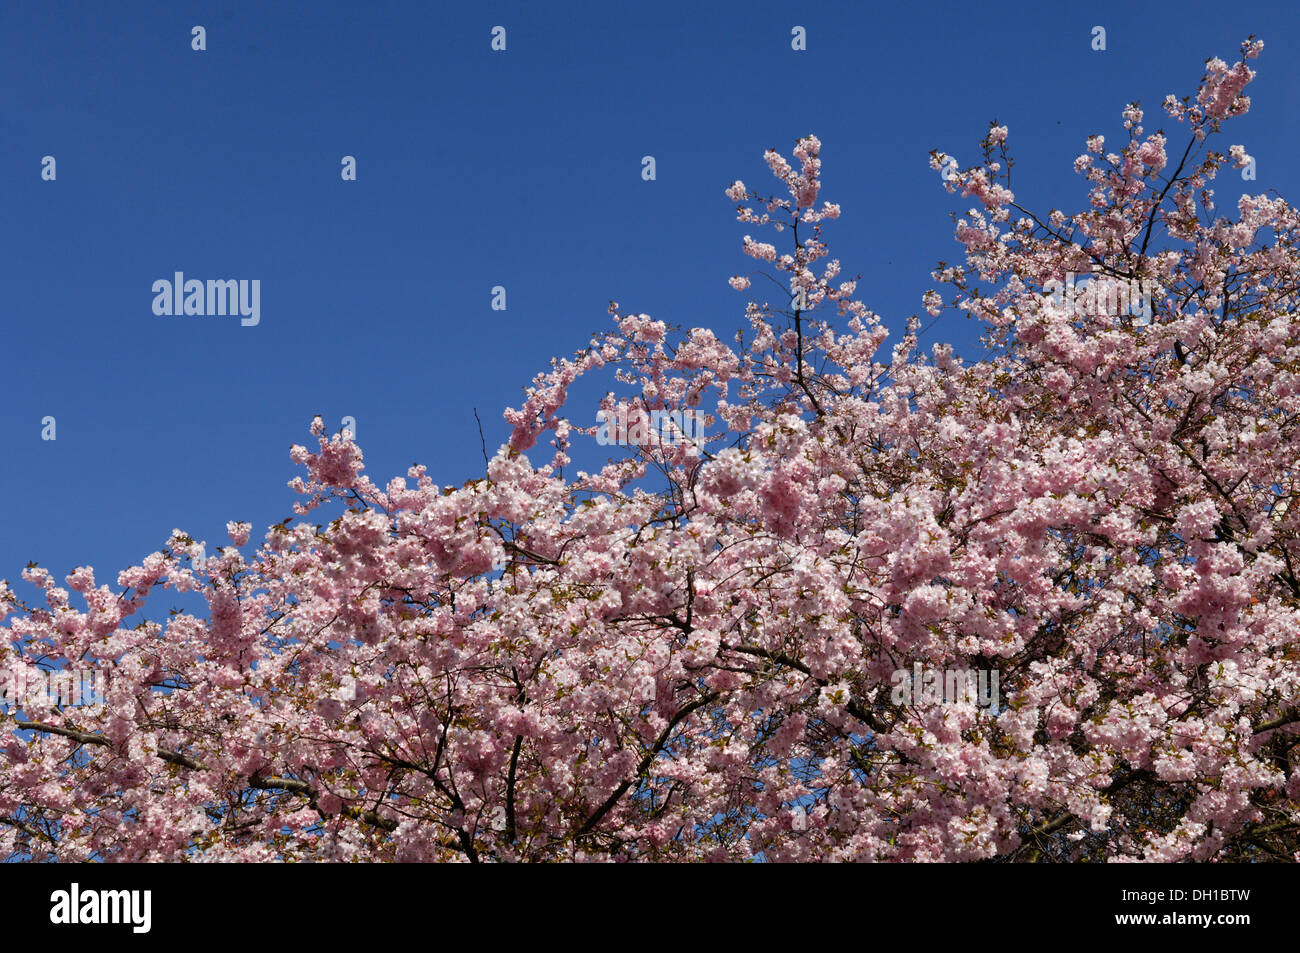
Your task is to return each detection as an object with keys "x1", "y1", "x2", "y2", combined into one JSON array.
[{"x1": 3, "y1": 0, "x2": 1298, "y2": 605}]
